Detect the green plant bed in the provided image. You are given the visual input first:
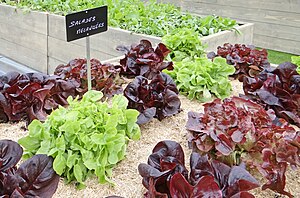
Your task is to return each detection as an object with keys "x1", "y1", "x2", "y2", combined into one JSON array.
[
  {"x1": 2, "y1": 0, "x2": 238, "y2": 38},
  {"x1": 0, "y1": 1, "x2": 253, "y2": 74},
  {"x1": 0, "y1": 80, "x2": 299, "y2": 198}
]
